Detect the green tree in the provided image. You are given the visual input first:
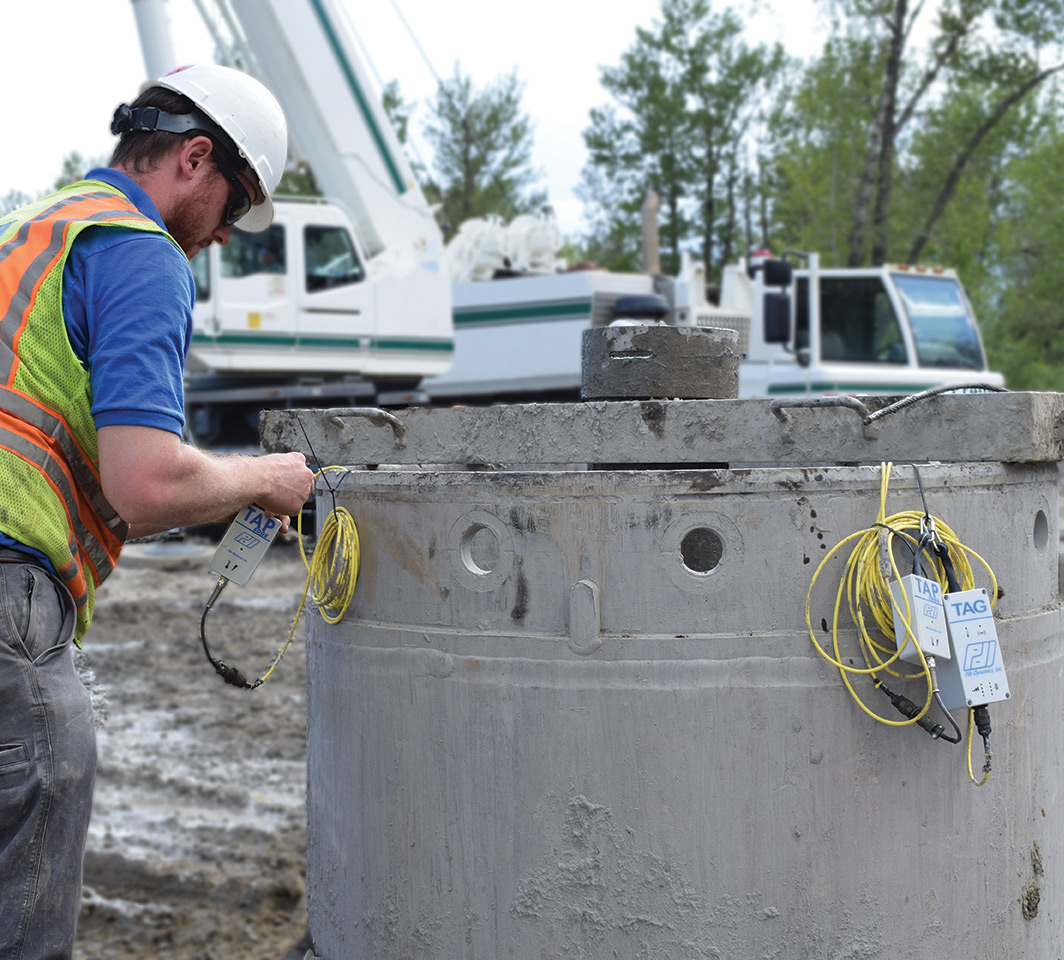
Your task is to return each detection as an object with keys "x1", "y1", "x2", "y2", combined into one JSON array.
[
  {"x1": 0, "y1": 190, "x2": 31, "y2": 218},
  {"x1": 422, "y1": 66, "x2": 546, "y2": 240},
  {"x1": 54, "y1": 151, "x2": 112, "y2": 190},
  {"x1": 973, "y1": 107, "x2": 1064, "y2": 389},
  {"x1": 54, "y1": 151, "x2": 90, "y2": 189},
  {"x1": 767, "y1": 40, "x2": 881, "y2": 265},
  {"x1": 277, "y1": 163, "x2": 321, "y2": 197},
  {"x1": 382, "y1": 79, "x2": 414, "y2": 147},
  {"x1": 773, "y1": 0, "x2": 1064, "y2": 266},
  {"x1": 580, "y1": 0, "x2": 786, "y2": 277}
]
